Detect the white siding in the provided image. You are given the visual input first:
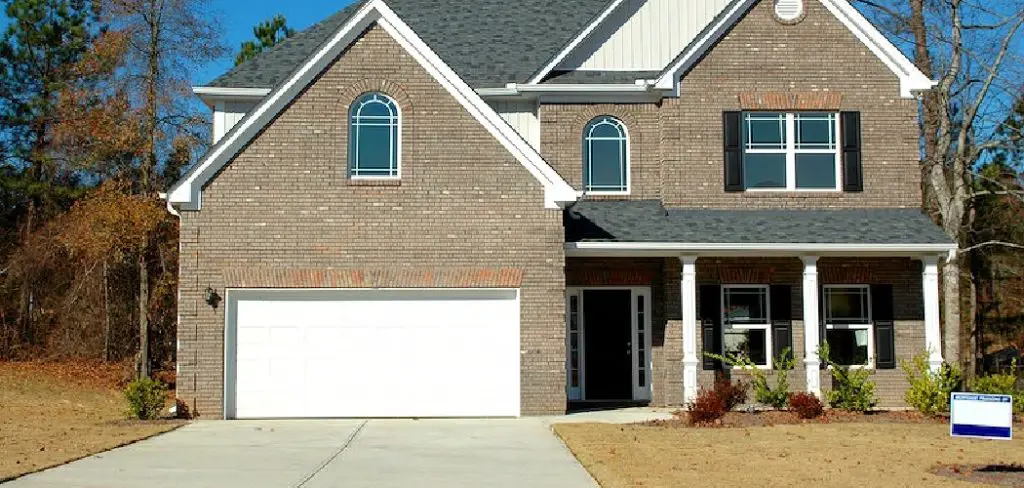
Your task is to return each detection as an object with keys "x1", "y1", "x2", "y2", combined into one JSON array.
[
  {"x1": 489, "y1": 100, "x2": 540, "y2": 150},
  {"x1": 559, "y1": 0, "x2": 733, "y2": 71},
  {"x1": 213, "y1": 100, "x2": 257, "y2": 143}
]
